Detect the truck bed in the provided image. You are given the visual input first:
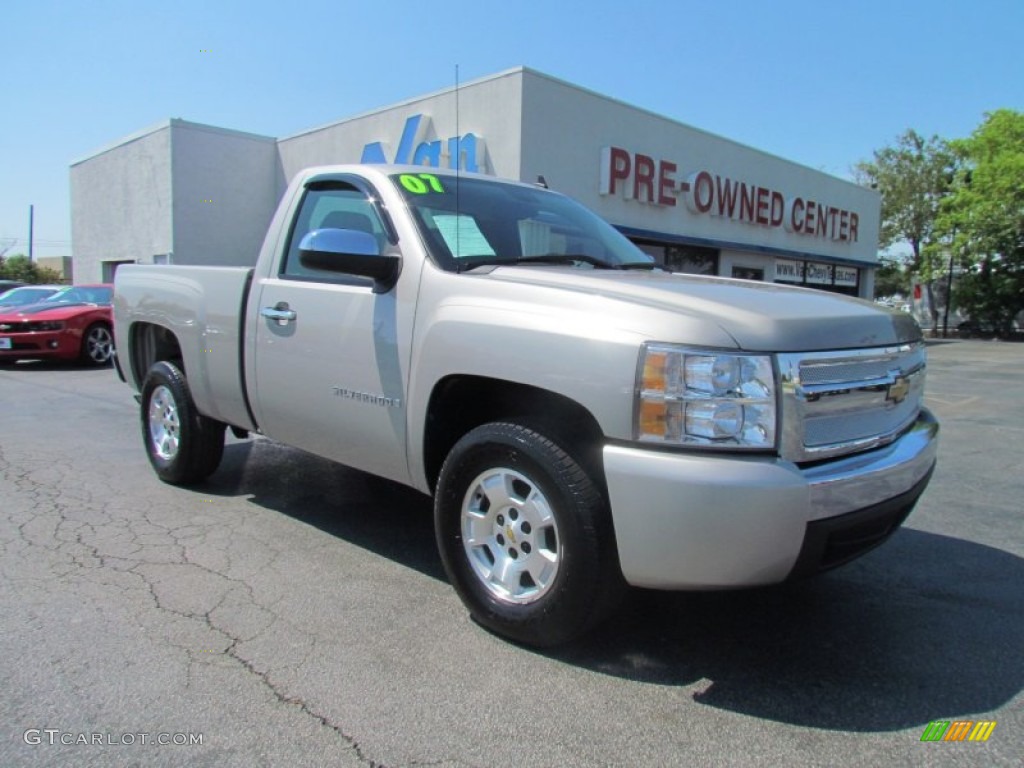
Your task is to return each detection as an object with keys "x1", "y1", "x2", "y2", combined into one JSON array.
[{"x1": 113, "y1": 264, "x2": 256, "y2": 431}]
